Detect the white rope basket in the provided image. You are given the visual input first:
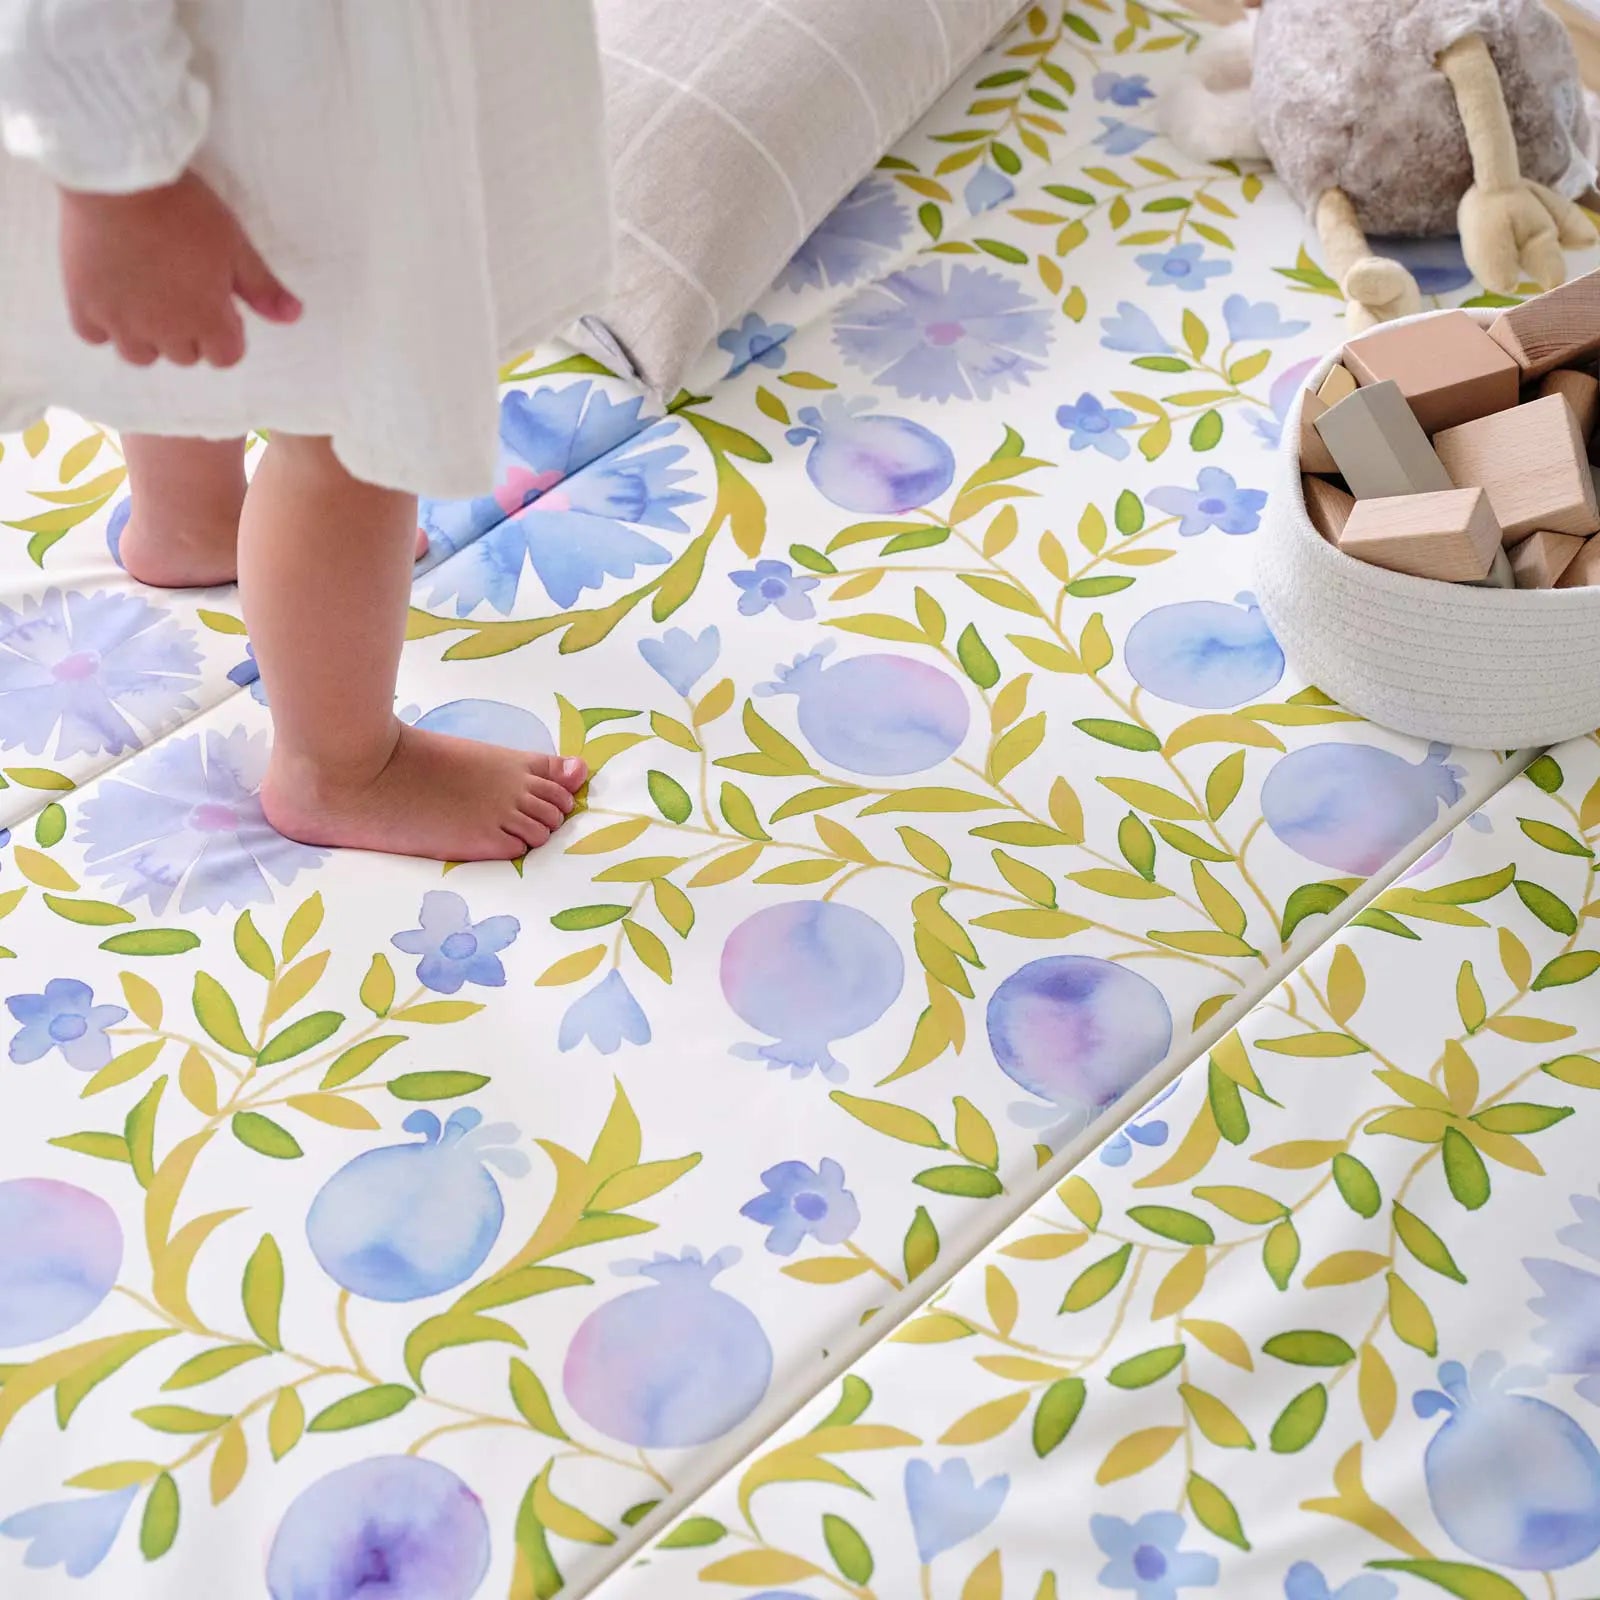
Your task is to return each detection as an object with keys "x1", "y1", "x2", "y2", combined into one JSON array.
[{"x1": 1254, "y1": 308, "x2": 1600, "y2": 750}]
